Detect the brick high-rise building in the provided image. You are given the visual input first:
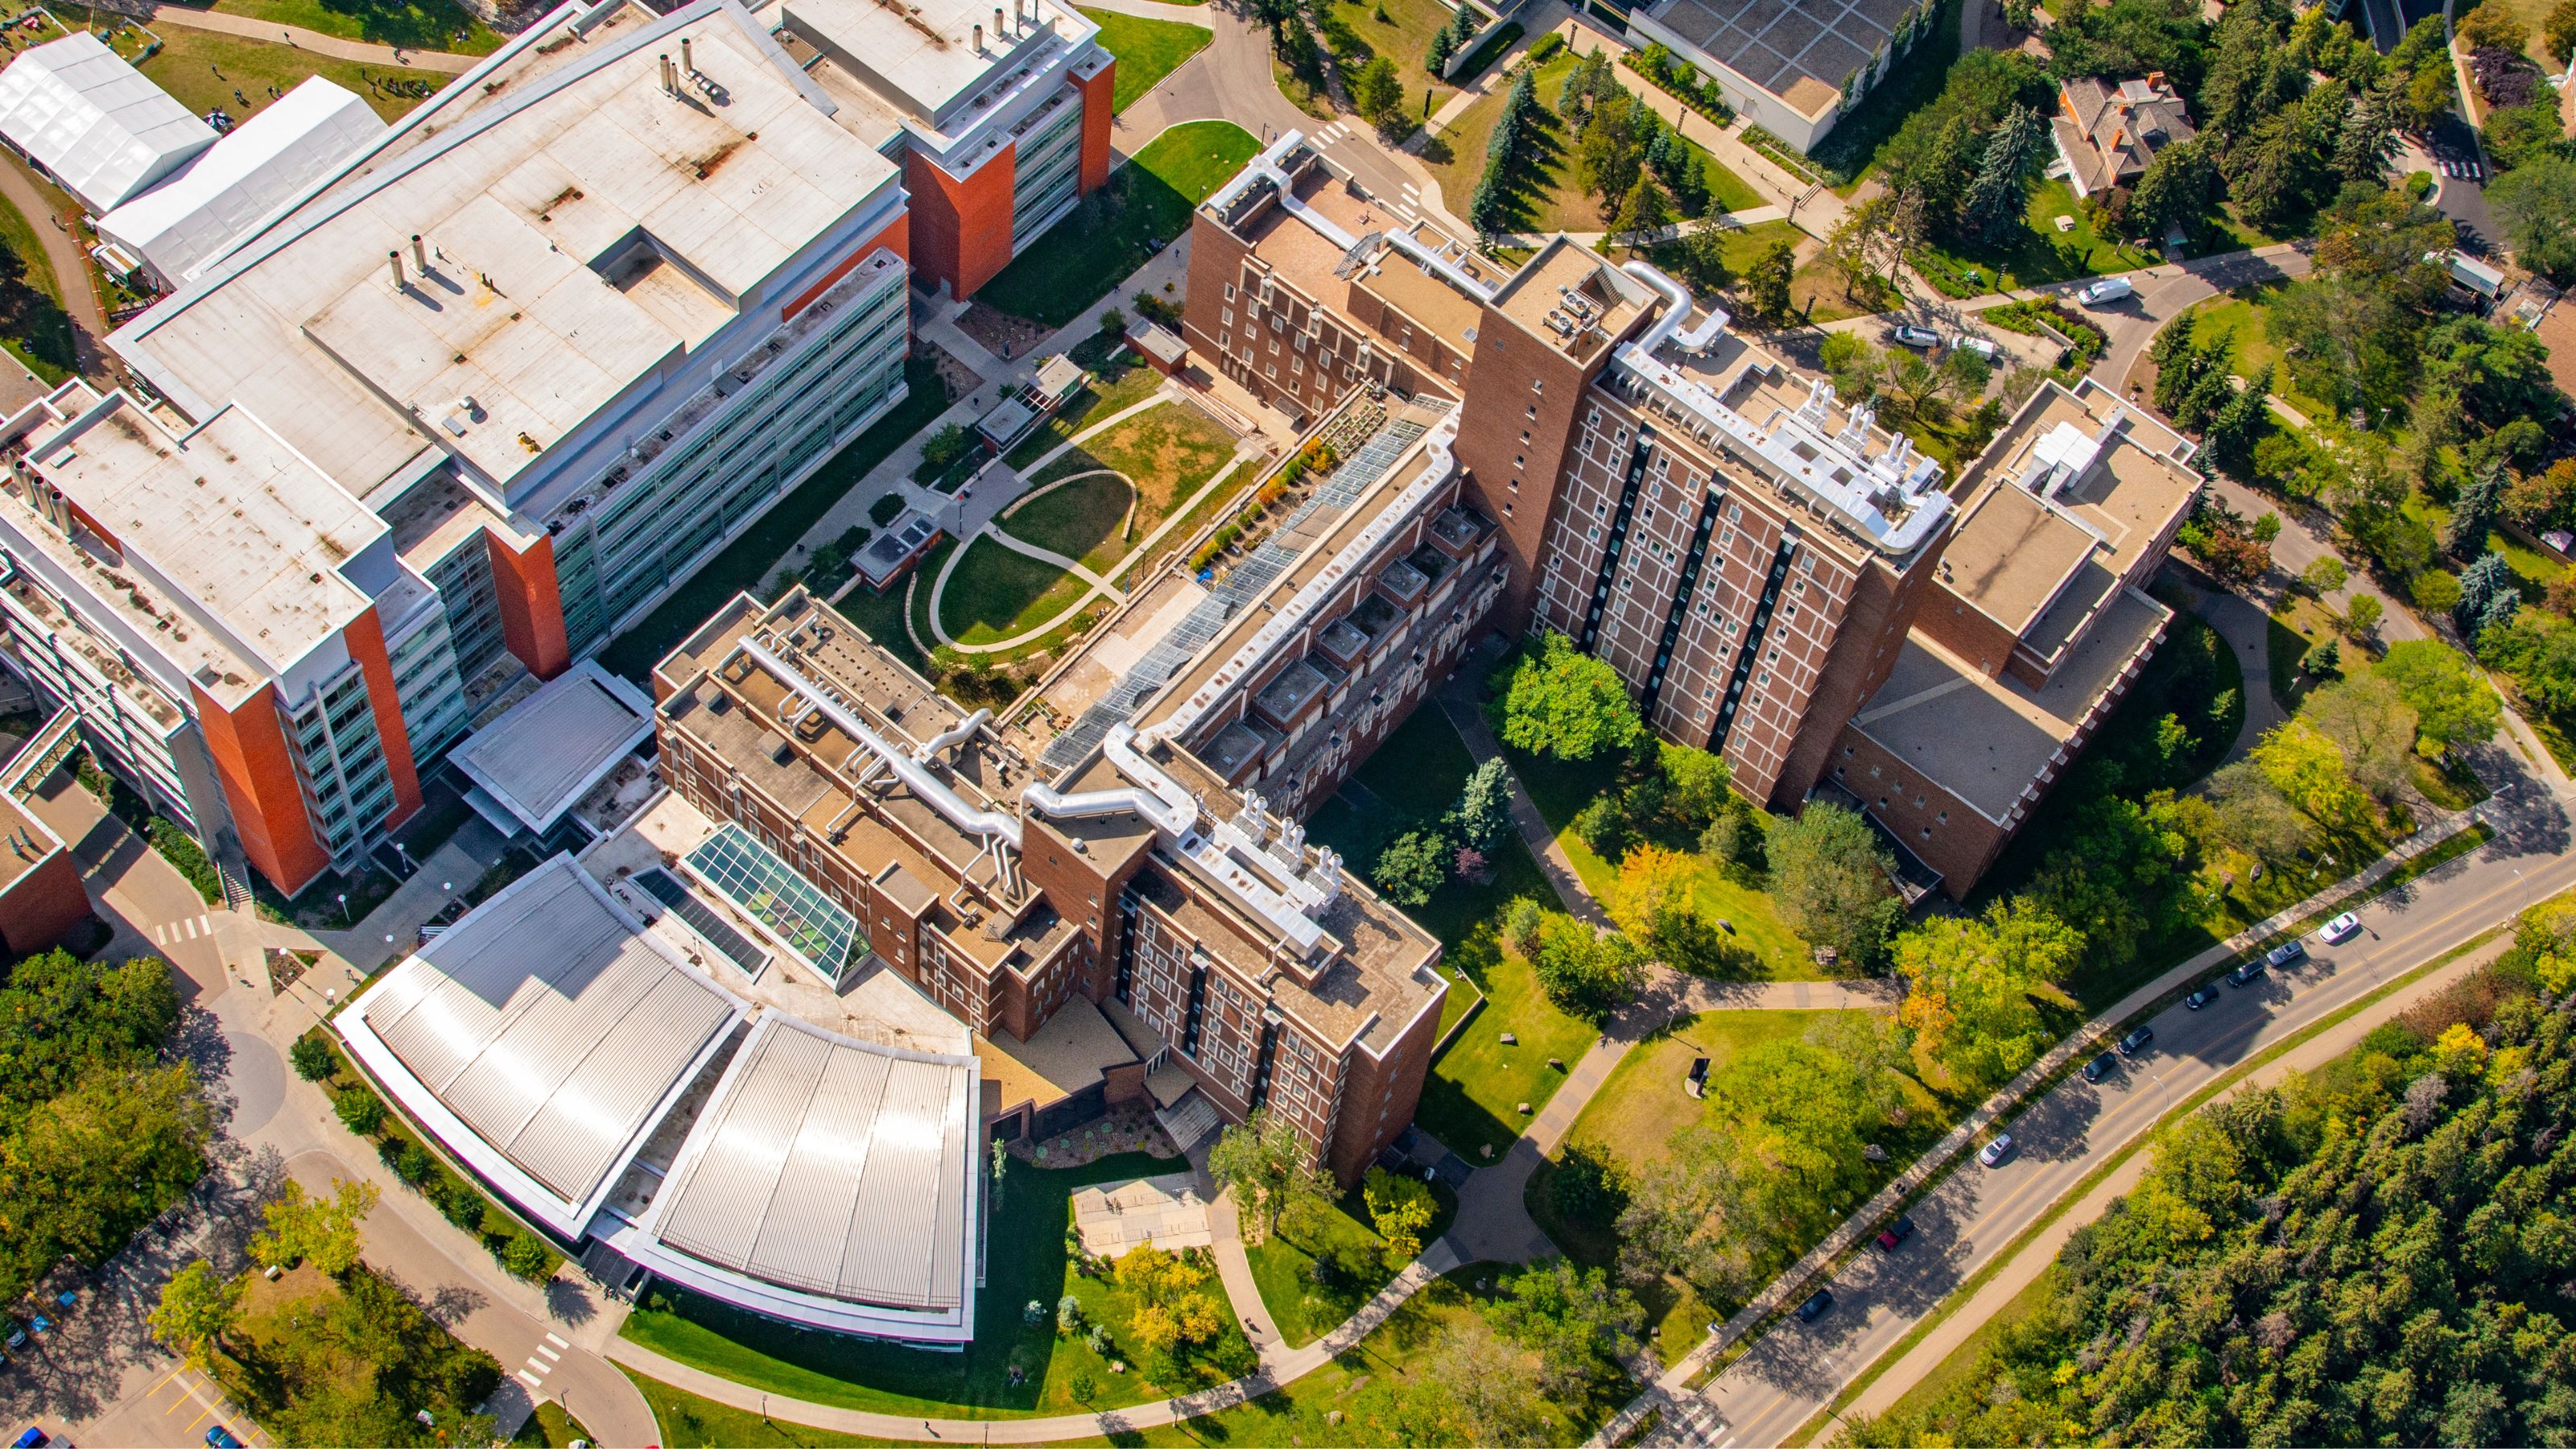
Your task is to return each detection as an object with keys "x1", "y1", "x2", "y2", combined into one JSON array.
[
  {"x1": 1185, "y1": 138, "x2": 1956, "y2": 811},
  {"x1": 1183, "y1": 133, "x2": 2194, "y2": 895}
]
